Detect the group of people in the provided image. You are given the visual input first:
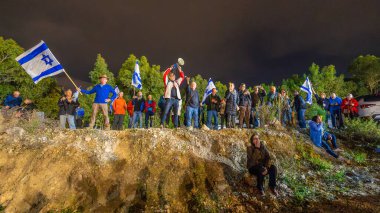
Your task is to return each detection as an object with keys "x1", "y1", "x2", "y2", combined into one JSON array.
[
  {"x1": 1, "y1": 61, "x2": 361, "y2": 198},
  {"x1": 52, "y1": 59, "x2": 360, "y2": 132},
  {"x1": 1, "y1": 91, "x2": 37, "y2": 119}
]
